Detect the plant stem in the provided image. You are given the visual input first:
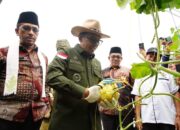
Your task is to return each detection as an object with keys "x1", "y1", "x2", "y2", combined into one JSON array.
[
  {"x1": 159, "y1": 65, "x2": 180, "y2": 77},
  {"x1": 119, "y1": 110, "x2": 122, "y2": 130},
  {"x1": 152, "y1": 92, "x2": 180, "y2": 102}
]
